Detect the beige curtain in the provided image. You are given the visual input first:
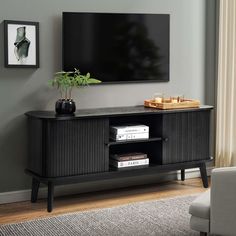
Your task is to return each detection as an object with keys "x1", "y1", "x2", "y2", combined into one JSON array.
[{"x1": 216, "y1": 0, "x2": 236, "y2": 167}]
